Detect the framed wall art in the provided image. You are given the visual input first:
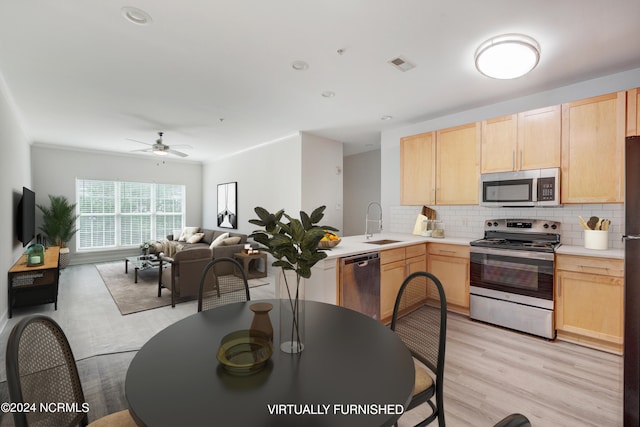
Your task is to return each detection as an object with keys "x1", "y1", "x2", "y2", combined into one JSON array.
[{"x1": 217, "y1": 182, "x2": 237, "y2": 229}]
